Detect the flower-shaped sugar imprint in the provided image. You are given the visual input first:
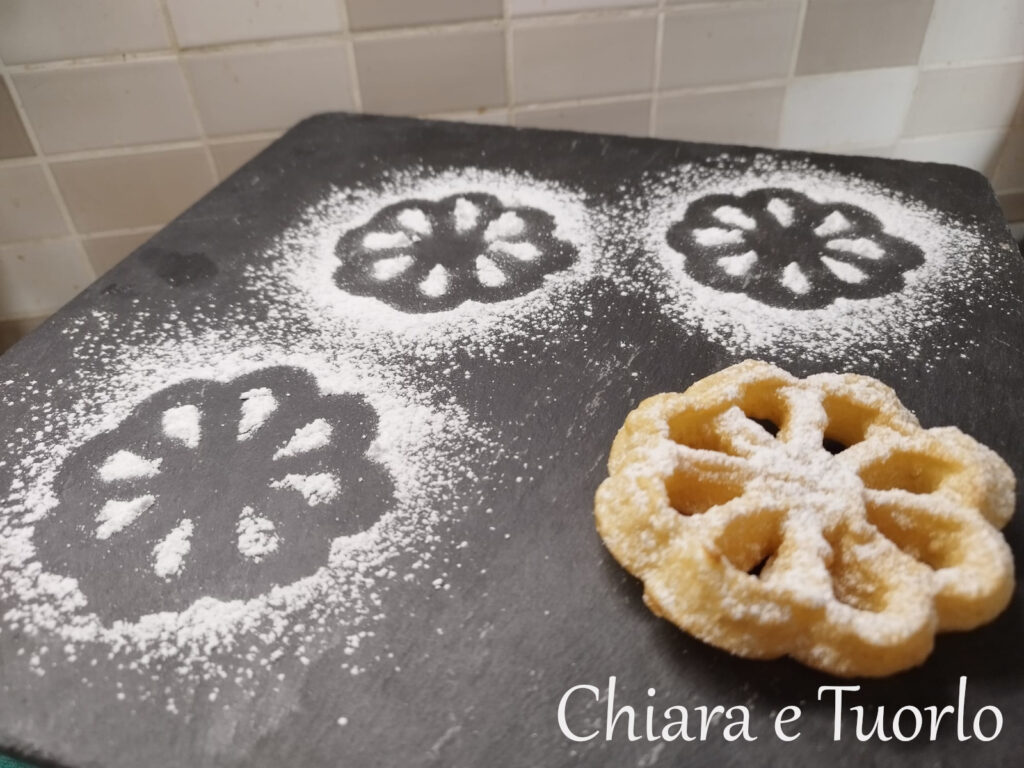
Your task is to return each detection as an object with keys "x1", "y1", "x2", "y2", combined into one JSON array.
[
  {"x1": 334, "y1": 192, "x2": 577, "y2": 312},
  {"x1": 666, "y1": 188, "x2": 925, "y2": 309},
  {"x1": 595, "y1": 361, "x2": 1015, "y2": 677},
  {"x1": 33, "y1": 366, "x2": 394, "y2": 622}
]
